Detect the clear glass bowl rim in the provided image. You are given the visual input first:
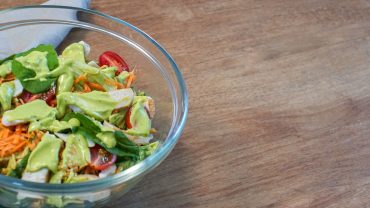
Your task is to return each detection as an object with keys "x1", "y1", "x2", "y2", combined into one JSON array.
[{"x1": 0, "y1": 5, "x2": 188, "y2": 193}]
